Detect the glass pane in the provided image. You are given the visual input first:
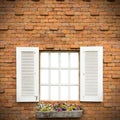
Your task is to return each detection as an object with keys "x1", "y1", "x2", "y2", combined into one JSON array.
[
  {"x1": 60, "y1": 86, "x2": 68, "y2": 100},
  {"x1": 70, "y1": 86, "x2": 78, "y2": 100},
  {"x1": 51, "y1": 70, "x2": 59, "y2": 84},
  {"x1": 70, "y1": 53, "x2": 78, "y2": 68},
  {"x1": 40, "y1": 53, "x2": 49, "y2": 68},
  {"x1": 70, "y1": 70, "x2": 79, "y2": 84},
  {"x1": 61, "y1": 70, "x2": 69, "y2": 84},
  {"x1": 61, "y1": 53, "x2": 69, "y2": 68},
  {"x1": 51, "y1": 53, "x2": 59, "y2": 68},
  {"x1": 40, "y1": 70, "x2": 49, "y2": 84},
  {"x1": 51, "y1": 86, "x2": 59, "y2": 100},
  {"x1": 40, "y1": 86, "x2": 49, "y2": 100}
]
